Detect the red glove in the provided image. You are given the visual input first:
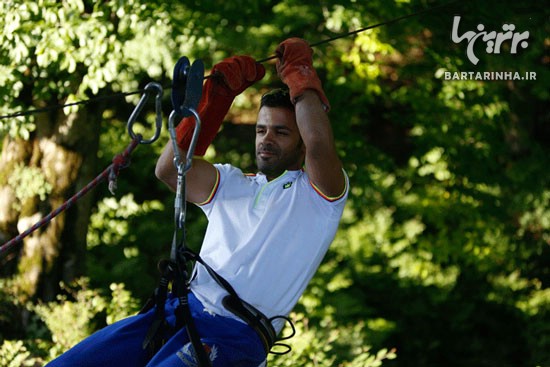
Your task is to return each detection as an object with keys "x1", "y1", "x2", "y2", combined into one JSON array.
[
  {"x1": 275, "y1": 38, "x2": 330, "y2": 111},
  {"x1": 176, "y1": 56, "x2": 265, "y2": 155}
]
